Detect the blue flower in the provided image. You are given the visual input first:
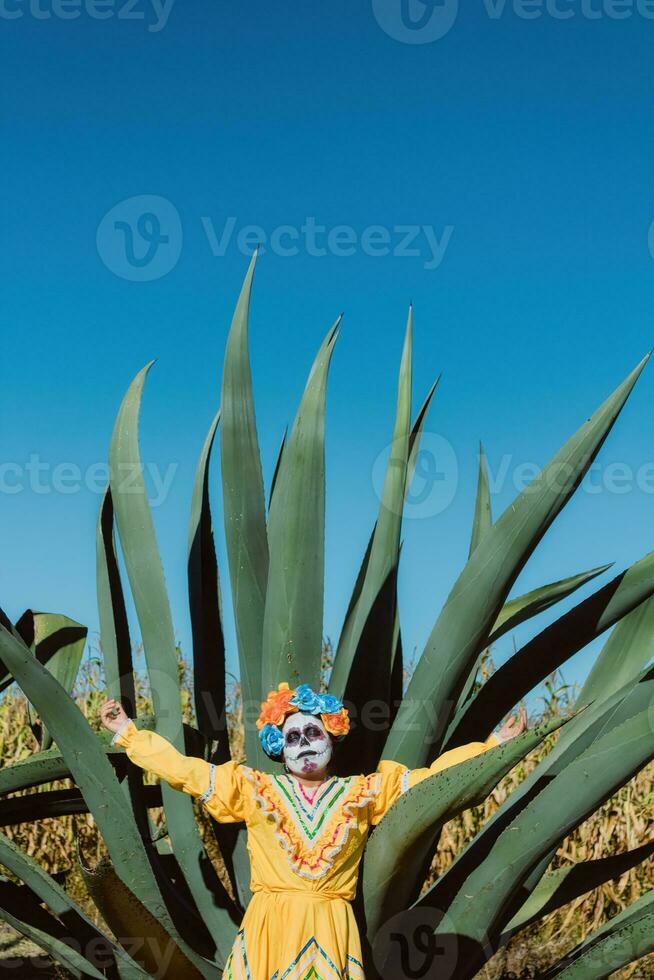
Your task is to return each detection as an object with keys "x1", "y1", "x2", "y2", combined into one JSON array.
[
  {"x1": 259, "y1": 723, "x2": 284, "y2": 758},
  {"x1": 289, "y1": 683, "x2": 322, "y2": 714},
  {"x1": 318, "y1": 693, "x2": 343, "y2": 715}
]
